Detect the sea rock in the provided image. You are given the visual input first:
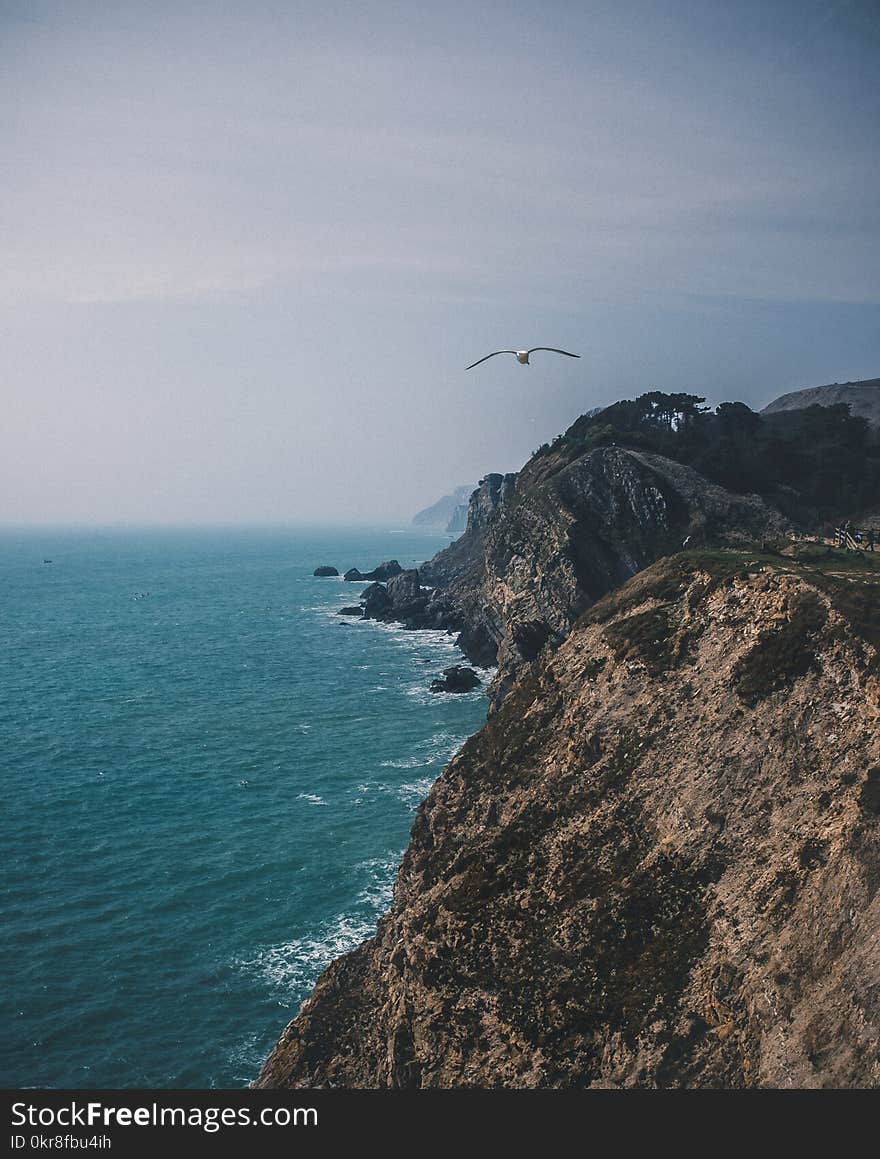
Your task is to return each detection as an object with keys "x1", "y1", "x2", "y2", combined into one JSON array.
[
  {"x1": 429, "y1": 665, "x2": 481, "y2": 694},
  {"x1": 385, "y1": 569, "x2": 421, "y2": 604},
  {"x1": 358, "y1": 571, "x2": 429, "y2": 626},
  {"x1": 344, "y1": 561, "x2": 404, "y2": 583},
  {"x1": 313, "y1": 566, "x2": 339, "y2": 577},
  {"x1": 337, "y1": 606, "x2": 363, "y2": 617},
  {"x1": 365, "y1": 560, "x2": 403, "y2": 581},
  {"x1": 384, "y1": 570, "x2": 430, "y2": 627}
]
